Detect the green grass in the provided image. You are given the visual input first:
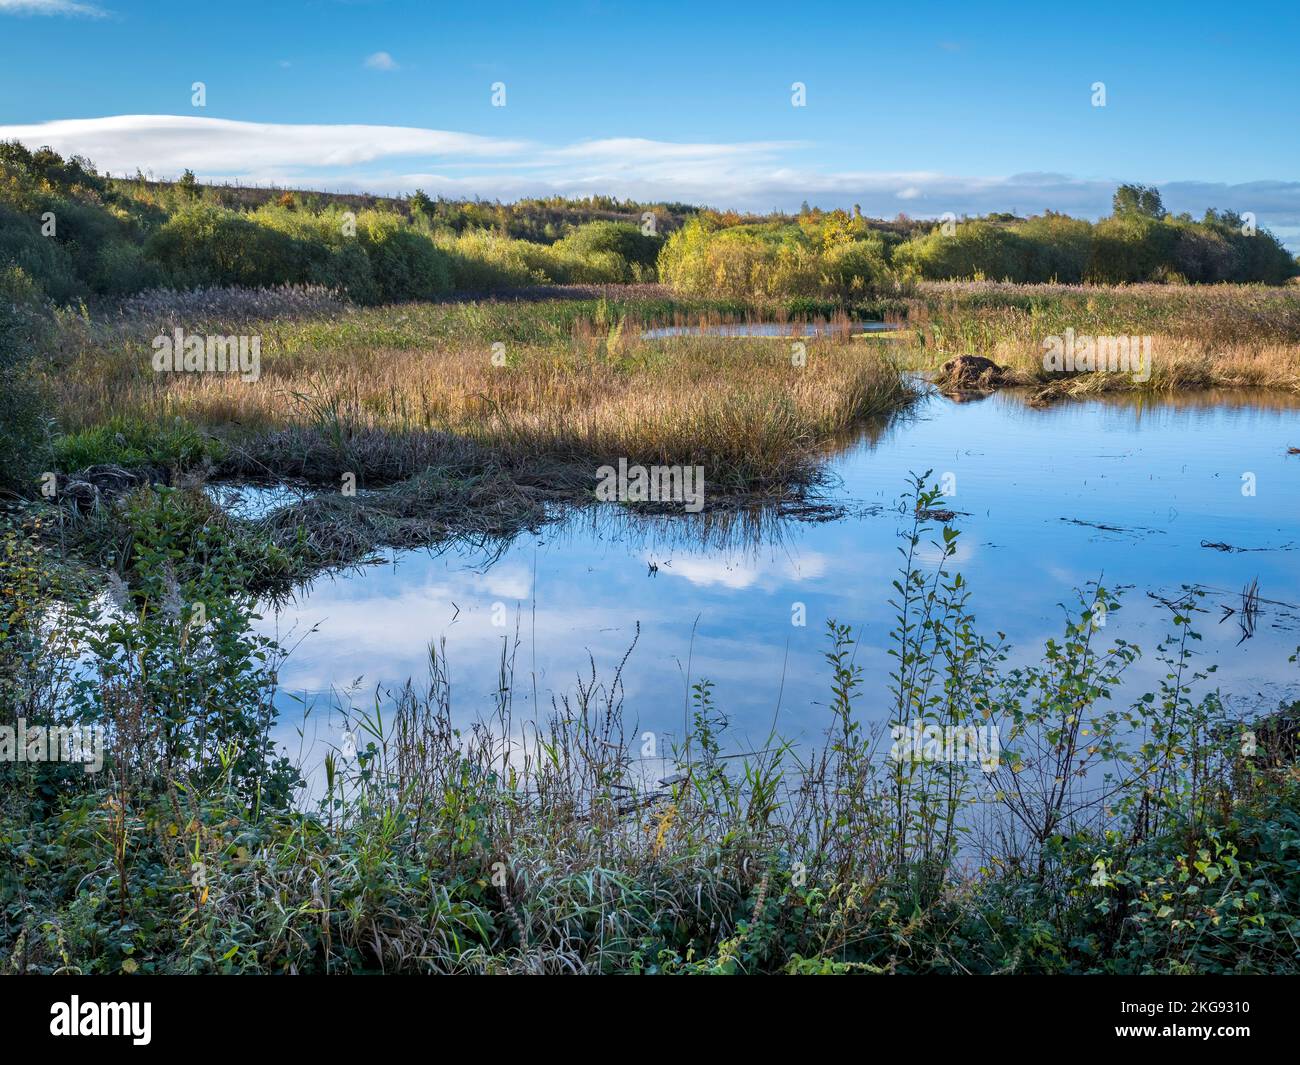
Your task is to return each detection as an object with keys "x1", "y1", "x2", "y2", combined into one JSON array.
[{"x1": 53, "y1": 415, "x2": 226, "y2": 472}]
